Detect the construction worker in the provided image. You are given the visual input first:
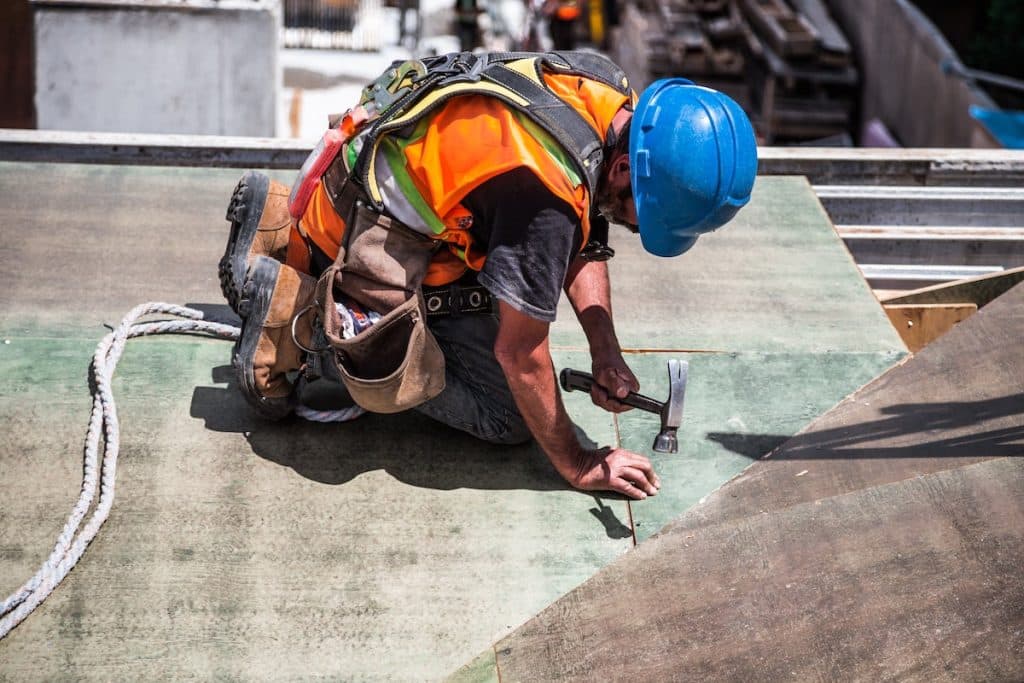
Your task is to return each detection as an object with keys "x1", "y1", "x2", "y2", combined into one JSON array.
[
  {"x1": 541, "y1": 0, "x2": 581, "y2": 50},
  {"x1": 219, "y1": 51, "x2": 756, "y2": 500},
  {"x1": 453, "y1": 0, "x2": 482, "y2": 52}
]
